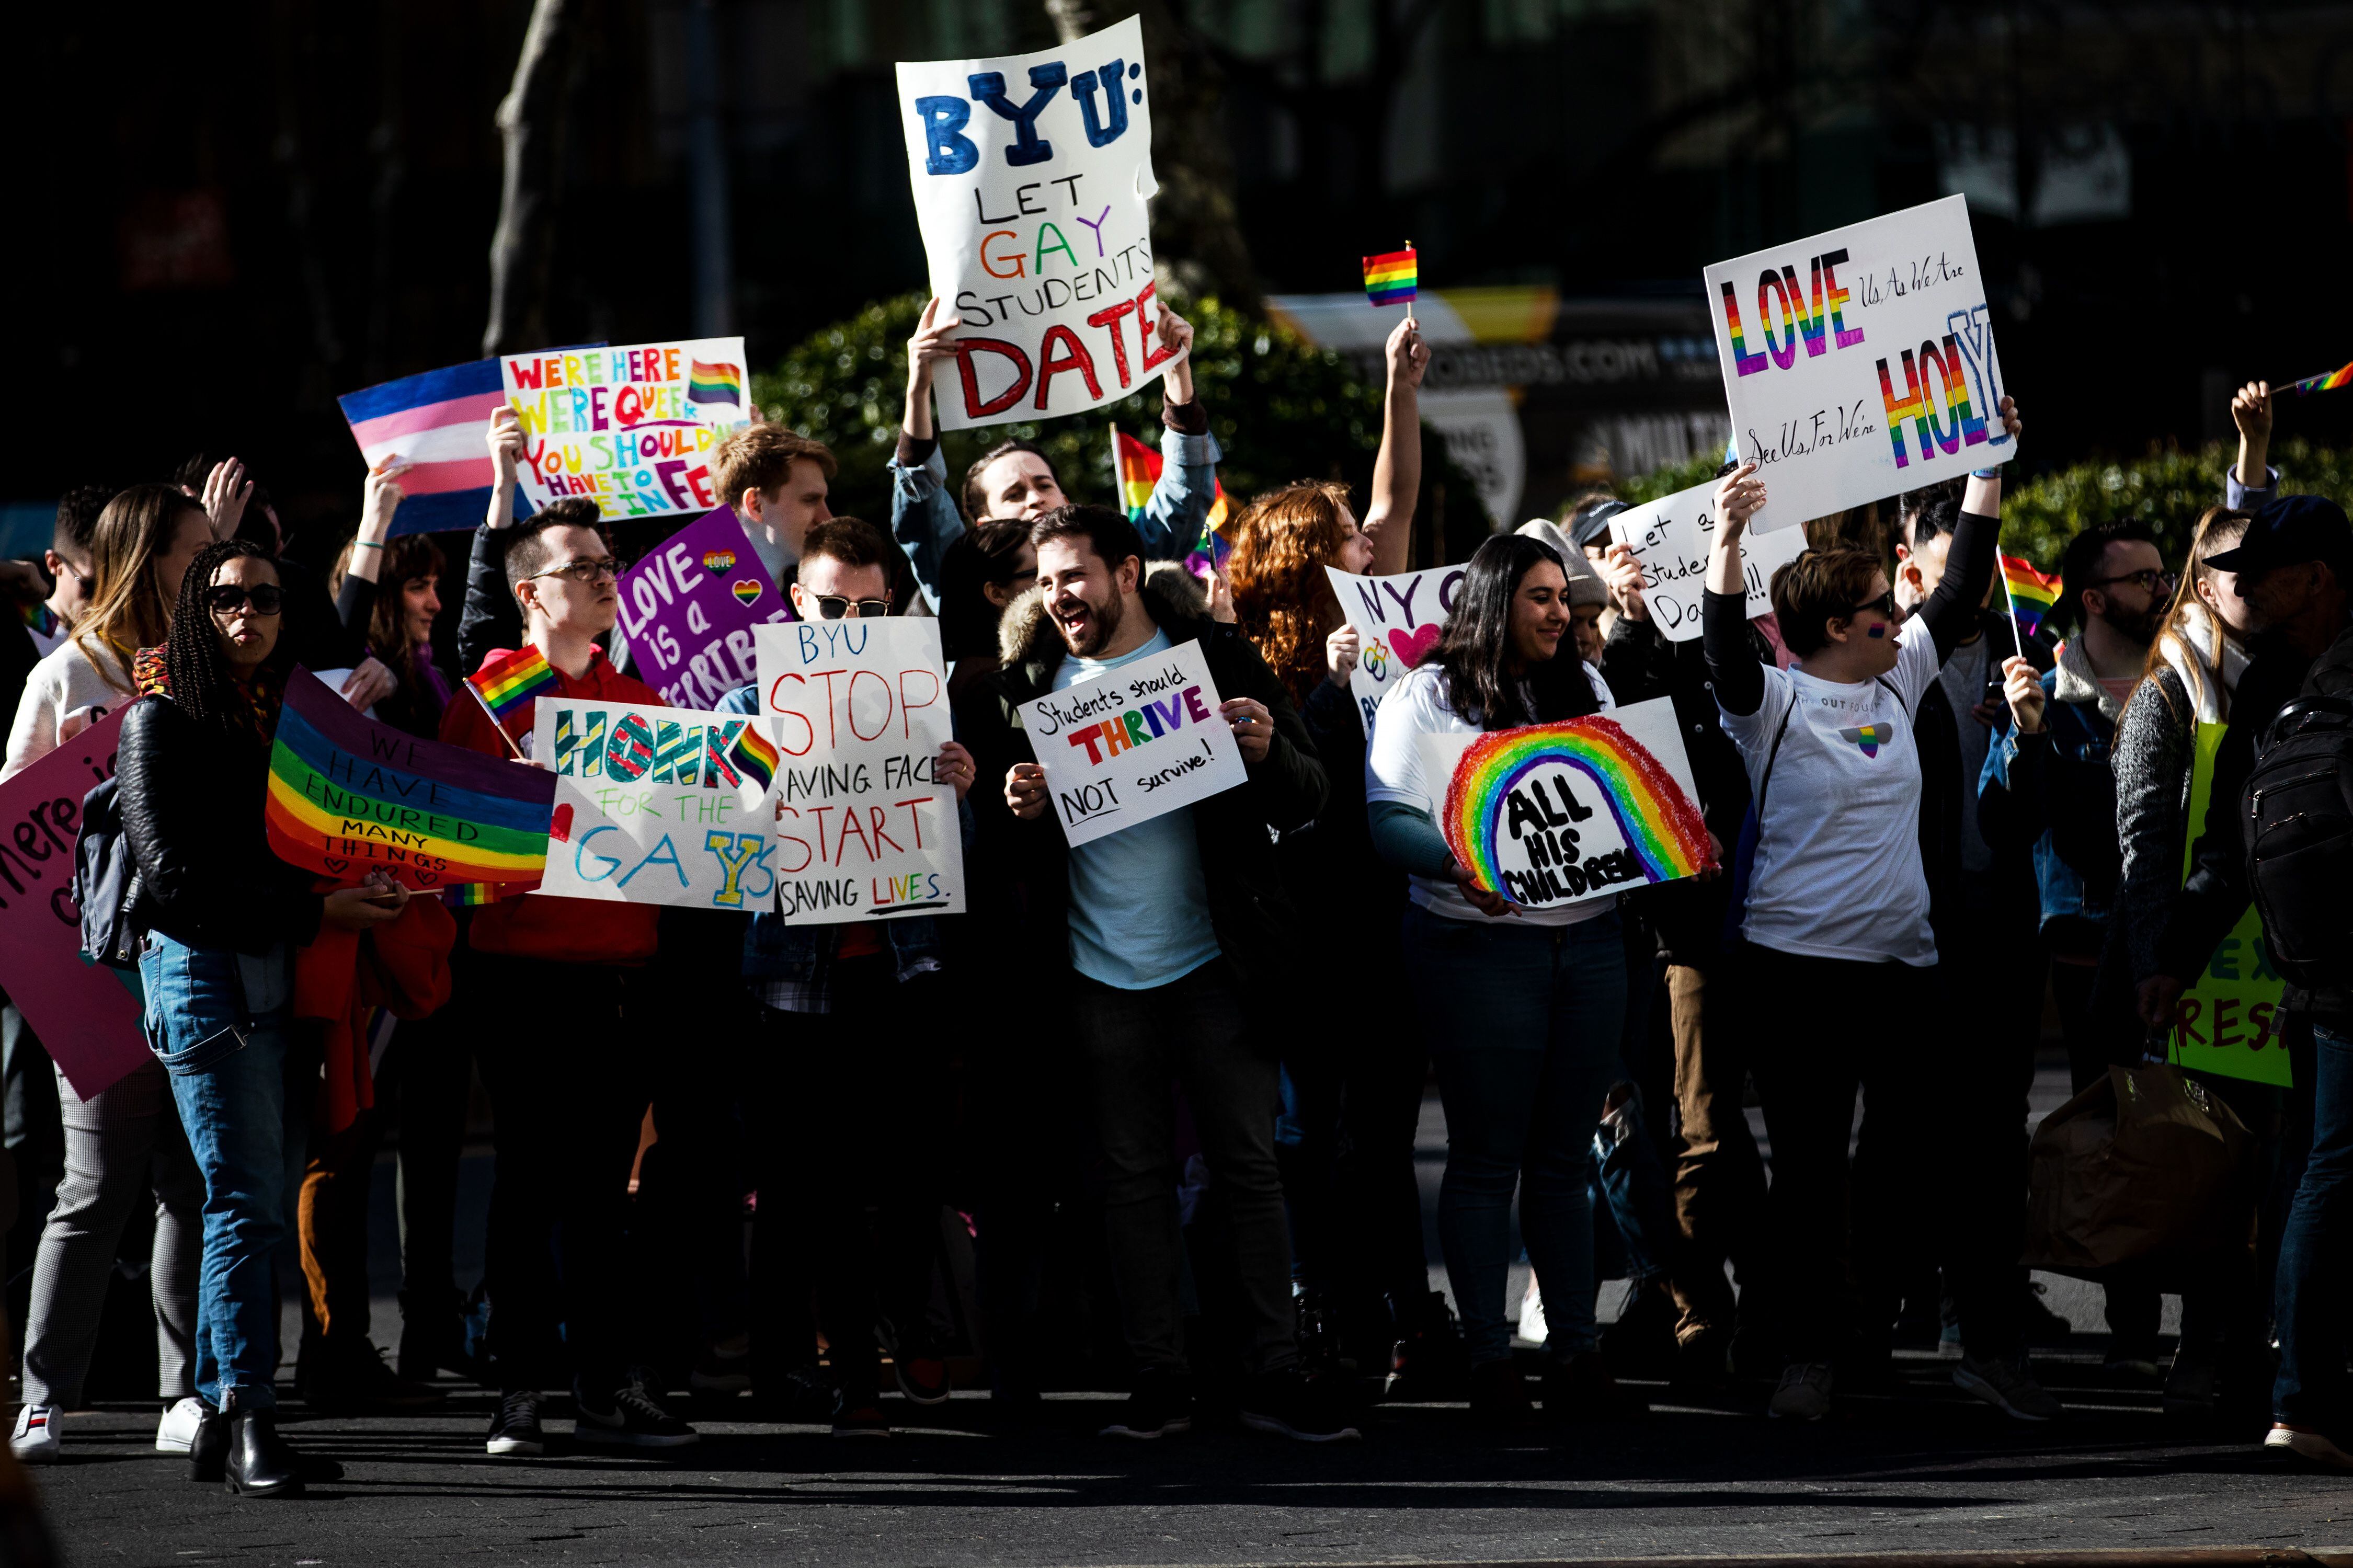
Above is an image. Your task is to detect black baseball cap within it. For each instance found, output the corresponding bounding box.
[1567,498,1629,548]
[2204,494,2353,576]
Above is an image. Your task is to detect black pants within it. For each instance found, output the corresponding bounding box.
[472,956,652,1396]
[378,997,475,1330]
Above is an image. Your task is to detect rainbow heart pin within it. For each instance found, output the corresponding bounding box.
[731,580,762,606]
[702,550,737,577]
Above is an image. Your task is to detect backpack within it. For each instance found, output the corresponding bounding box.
[2242,692,2353,991]
[73,776,149,971]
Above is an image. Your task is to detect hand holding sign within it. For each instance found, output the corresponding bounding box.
[1015,638,1247,847]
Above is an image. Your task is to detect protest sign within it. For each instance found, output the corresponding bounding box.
[0,709,151,1102]
[2168,721,2290,1085]
[1703,194,2013,531]
[757,620,966,924]
[499,339,751,520]
[1015,637,1246,849]
[267,669,555,890]
[534,699,781,911]
[1322,564,1466,731]
[1421,697,1715,913]
[615,507,792,710]
[896,16,1179,431]
[1606,480,1809,642]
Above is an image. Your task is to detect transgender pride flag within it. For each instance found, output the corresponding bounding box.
[337,358,531,536]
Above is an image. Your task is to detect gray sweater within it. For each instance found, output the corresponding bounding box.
[2112,667,2197,982]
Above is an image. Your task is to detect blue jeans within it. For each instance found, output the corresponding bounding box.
[2275,1020,2353,1430]
[139,934,306,1413]
[1404,904,1627,1365]
[1591,1086,1675,1287]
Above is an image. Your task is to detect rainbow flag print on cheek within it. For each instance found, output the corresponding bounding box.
[1440,717,1715,909]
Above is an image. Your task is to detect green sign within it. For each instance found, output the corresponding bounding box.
[2170,720,2291,1085]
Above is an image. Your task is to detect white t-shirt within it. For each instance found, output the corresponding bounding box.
[5,637,134,783]
[1718,620,1942,966]
[1364,660,1617,928]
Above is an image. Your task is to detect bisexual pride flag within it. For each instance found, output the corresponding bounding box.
[1112,429,1229,581]
[338,357,531,536]
[1362,247,1417,308]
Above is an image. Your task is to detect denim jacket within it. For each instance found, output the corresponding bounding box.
[1978,650,2123,956]
[714,684,964,985]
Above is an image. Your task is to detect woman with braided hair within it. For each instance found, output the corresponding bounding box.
[118,538,409,1497]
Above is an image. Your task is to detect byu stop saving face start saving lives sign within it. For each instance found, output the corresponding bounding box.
[1017,638,1248,849]
[1705,194,2013,531]
[896,16,1182,431]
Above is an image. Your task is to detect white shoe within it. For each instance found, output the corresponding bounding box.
[155,1397,209,1453]
[2267,1424,2353,1472]
[10,1404,61,1463]
[1769,1362,1834,1421]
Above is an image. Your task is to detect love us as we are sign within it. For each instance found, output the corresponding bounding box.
[1323,564,1466,731]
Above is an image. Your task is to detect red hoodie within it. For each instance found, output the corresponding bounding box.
[439,645,665,965]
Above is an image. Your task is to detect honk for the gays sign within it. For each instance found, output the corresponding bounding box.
[500,339,752,520]
[1420,697,1714,911]
[757,620,966,925]
[1606,482,1808,642]
[1016,637,1247,849]
[896,16,1179,431]
[1704,194,2014,532]
[534,699,781,912]
[1322,564,1466,733]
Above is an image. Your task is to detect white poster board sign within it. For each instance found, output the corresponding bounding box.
[756,620,965,924]
[1323,564,1468,732]
[500,339,753,521]
[896,16,1180,431]
[535,699,779,911]
[1607,482,1809,642]
[1015,637,1246,848]
[1704,194,2013,531]
[1417,697,1715,912]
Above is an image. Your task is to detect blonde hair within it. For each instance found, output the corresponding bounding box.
[74,485,207,692]
[2135,506,2251,724]
[1227,480,1354,701]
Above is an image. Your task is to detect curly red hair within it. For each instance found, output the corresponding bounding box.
[1227,480,1355,702]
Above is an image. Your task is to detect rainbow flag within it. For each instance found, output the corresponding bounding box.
[1111,428,1229,579]
[729,722,780,790]
[2289,360,2353,396]
[465,645,559,738]
[687,358,744,406]
[267,668,555,890]
[1362,247,1417,307]
[446,882,506,908]
[2000,553,2063,638]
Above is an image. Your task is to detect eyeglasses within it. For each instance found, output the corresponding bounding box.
[812,594,891,620]
[205,583,283,616]
[1847,589,1899,620]
[2092,568,2177,594]
[526,557,619,586]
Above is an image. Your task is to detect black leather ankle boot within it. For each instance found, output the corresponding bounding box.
[224,1411,305,1498]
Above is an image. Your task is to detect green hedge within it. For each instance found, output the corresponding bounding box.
[750,292,1493,567]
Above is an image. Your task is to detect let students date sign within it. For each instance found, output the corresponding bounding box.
[1018,638,1247,849]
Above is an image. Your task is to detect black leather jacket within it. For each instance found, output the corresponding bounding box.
[119,693,322,955]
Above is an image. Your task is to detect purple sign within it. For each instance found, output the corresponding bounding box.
[615,506,792,709]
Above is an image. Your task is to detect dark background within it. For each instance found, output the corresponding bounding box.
[12,0,2353,553]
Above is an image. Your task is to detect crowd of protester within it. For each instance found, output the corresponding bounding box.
[3,310,2349,1496]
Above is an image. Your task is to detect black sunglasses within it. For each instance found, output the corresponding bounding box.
[812,594,890,620]
[1847,589,1898,620]
[205,583,284,616]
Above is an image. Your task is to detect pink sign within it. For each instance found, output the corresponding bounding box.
[0,708,153,1101]
[615,506,792,710]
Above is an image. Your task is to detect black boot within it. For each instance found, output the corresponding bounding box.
[224,1411,305,1498]
[187,1410,228,1483]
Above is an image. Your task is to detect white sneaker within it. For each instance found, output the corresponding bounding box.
[155,1397,209,1453]
[1769,1362,1834,1421]
[10,1404,61,1463]
[2267,1424,2353,1472]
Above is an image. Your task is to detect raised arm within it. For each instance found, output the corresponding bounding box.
[1703,462,1767,716]
[2230,380,2277,509]
[1363,319,1430,576]
[1921,396,2020,660]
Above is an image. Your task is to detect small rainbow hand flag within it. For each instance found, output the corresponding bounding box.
[2289,360,2353,396]
[687,358,744,406]
[728,722,780,791]
[1112,428,1229,579]
[465,645,560,738]
[2000,553,2063,638]
[1362,247,1417,308]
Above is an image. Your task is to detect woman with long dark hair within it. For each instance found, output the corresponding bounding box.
[332,462,451,738]
[120,538,408,1496]
[1365,532,1638,1424]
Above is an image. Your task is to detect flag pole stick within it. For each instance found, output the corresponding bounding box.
[466,680,529,761]
[1999,555,2027,661]
[1405,239,1416,327]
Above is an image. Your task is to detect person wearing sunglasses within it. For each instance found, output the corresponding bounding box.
[437,497,698,1458]
[1703,397,2060,1428]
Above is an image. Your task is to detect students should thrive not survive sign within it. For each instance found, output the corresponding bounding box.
[895,16,1179,431]
[1703,194,2014,532]
[1323,564,1466,733]
[500,339,752,520]
[615,507,790,711]
[1422,698,1715,912]
[534,699,781,911]
[757,620,966,924]
[1017,638,1246,848]
[1606,481,1809,642]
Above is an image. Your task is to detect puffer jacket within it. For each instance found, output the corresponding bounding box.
[958,571,1326,994]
